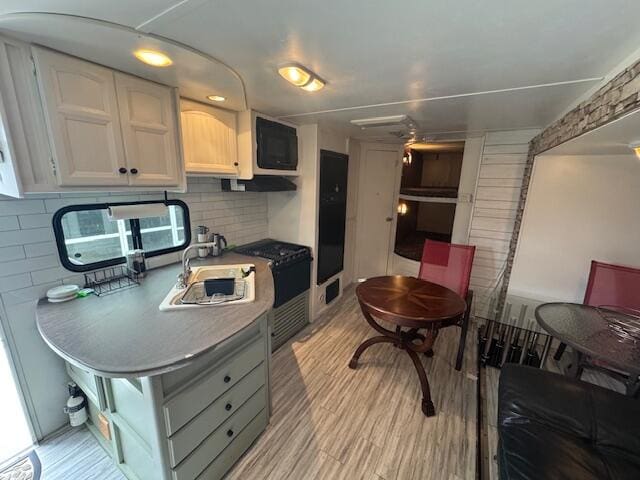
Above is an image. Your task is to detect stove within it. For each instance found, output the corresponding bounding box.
[235,239,312,350]
[235,239,312,269]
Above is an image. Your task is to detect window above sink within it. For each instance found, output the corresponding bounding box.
[52,200,191,272]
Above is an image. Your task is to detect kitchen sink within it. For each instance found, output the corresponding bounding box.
[159,263,256,311]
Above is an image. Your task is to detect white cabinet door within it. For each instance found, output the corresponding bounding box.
[181,99,238,176]
[115,73,181,187]
[32,47,128,186]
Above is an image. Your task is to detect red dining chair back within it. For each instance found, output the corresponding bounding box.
[418,239,476,371]
[583,260,640,310]
[418,239,475,299]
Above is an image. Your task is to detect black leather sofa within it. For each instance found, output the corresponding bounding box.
[498,364,640,480]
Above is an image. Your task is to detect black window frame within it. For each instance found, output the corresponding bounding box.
[52,199,191,272]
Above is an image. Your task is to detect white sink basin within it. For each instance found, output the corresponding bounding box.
[159,264,256,311]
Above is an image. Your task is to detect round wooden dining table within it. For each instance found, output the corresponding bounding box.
[349,275,466,417]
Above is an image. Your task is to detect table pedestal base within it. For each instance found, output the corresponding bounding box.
[348,306,439,417]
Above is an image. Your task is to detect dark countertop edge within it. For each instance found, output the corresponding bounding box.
[36,308,268,379]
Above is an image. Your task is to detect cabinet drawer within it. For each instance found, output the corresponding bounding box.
[196,408,268,480]
[163,338,264,435]
[167,363,265,466]
[171,387,265,480]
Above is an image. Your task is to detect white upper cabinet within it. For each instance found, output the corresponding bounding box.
[115,73,181,186]
[28,46,185,191]
[32,46,128,187]
[180,99,238,176]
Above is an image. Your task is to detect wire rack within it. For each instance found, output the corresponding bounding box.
[84,265,140,296]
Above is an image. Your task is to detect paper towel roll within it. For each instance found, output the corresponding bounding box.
[108,203,168,221]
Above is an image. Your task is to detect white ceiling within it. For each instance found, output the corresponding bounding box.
[2,1,640,140]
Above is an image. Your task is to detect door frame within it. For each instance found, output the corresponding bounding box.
[354,142,403,280]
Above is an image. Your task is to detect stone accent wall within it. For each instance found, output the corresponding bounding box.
[498,57,640,307]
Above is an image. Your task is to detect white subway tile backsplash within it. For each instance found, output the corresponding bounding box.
[24,242,57,258]
[0,199,46,215]
[18,213,53,229]
[0,179,268,306]
[2,281,61,305]
[0,273,32,293]
[44,197,98,213]
[0,228,54,247]
[0,216,19,231]
[0,255,59,278]
[0,245,25,262]
[30,266,72,285]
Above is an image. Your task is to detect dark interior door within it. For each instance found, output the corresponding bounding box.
[317,150,349,285]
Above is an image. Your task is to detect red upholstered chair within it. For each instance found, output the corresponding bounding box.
[418,239,475,371]
[554,260,640,362]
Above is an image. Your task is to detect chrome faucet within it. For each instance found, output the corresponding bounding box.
[177,242,217,288]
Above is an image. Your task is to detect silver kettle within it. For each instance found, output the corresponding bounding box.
[211,233,227,257]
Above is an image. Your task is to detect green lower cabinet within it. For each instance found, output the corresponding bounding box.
[112,421,156,480]
[73,313,270,480]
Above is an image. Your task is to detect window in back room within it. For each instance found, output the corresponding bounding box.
[394,142,464,261]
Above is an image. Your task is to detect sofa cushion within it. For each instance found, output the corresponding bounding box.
[498,365,640,480]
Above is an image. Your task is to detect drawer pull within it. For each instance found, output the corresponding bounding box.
[130,168,139,174]
[226,429,234,438]
[225,403,232,411]
[223,375,231,383]
[118,167,127,174]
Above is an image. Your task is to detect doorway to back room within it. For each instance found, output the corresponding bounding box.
[0,336,33,465]
[395,142,465,261]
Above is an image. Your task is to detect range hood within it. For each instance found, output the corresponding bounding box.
[221,175,297,192]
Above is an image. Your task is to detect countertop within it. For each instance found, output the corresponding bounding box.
[36,253,274,378]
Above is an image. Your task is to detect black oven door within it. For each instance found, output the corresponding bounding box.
[271,258,311,308]
[256,117,298,170]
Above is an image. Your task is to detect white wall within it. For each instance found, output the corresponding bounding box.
[0,178,268,439]
[467,129,539,316]
[509,153,640,302]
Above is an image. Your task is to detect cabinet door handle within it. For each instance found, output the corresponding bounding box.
[130,168,138,174]
[225,403,232,411]
[385,217,393,222]
[223,375,231,383]
[226,429,234,438]
[233,162,239,167]
[118,167,127,174]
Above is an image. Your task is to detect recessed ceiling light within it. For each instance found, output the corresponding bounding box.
[301,77,325,92]
[278,64,312,86]
[133,49,173,67]
[206,95,226,102]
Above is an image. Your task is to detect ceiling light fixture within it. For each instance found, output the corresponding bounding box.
[206,95,226,102]
[278,63,325,92]
[397,202,408,215]
[629,141,640,159]
[301,77,325,92]
[133,49,173,67]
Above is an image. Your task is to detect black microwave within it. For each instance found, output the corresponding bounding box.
[256,117,298,171]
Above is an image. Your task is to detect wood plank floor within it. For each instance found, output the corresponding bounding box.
[228,286,478,480]
[36,427,124,480]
